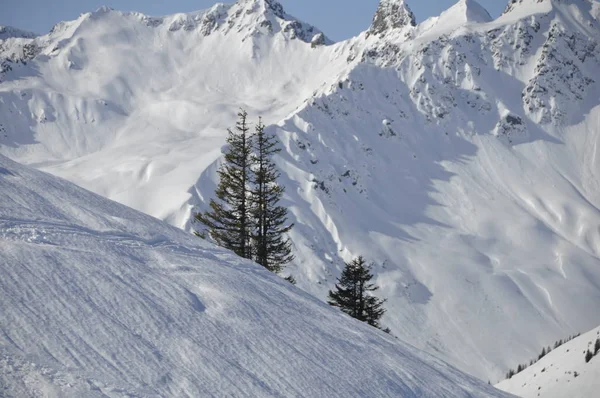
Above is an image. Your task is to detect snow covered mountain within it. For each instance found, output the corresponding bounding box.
[1,0,600,382]
[0,154,512,397]
[0,26,37,41]
[496,325,600,397]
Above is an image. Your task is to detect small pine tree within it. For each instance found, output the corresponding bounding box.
[539,347,546,360]
[595,338,600,356]
[585,350,593,363]
[195,110,253,259]
[327,256,387,329]
[250,118,294,273]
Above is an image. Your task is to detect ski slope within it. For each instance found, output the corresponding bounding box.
[1,0,600,382]
[0,154,512,397]
[497,326,600,398]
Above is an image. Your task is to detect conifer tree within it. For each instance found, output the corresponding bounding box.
[250,118,294,273]
[327,256,387,329]
[538,347,546,360]
[195,109,253,259]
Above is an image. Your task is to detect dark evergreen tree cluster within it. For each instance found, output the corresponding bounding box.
[196,110,253,259]
[327,256,387,330]
[584,337,600,363]
[504,333,581,379]
[251,118,293,273]
[196,110,294,275]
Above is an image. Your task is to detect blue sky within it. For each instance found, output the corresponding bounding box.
[3,0,506,40]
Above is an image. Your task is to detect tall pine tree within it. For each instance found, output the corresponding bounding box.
[195,109,253,259]
[250,118,294,273]
[328,256,386,329]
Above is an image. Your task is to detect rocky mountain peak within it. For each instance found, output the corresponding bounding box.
[224,0,328,43]
[236,0,285,18]
[367,0,417,37]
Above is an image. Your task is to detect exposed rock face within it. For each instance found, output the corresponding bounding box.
[522,21,599,124]
[311,32,326,48]
[494,114,528,144]
[367,0,417,37]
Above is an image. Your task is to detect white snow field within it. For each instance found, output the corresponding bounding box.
[1,0,600,383]
[0,154,513,397]
[497,326,600,398]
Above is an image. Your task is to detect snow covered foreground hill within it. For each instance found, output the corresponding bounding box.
[497,326,600,398]
[0,155,511,397]
[2,0,600,382]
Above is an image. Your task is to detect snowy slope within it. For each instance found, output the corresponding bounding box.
[0,0,343,226]
[1,0,600,382]
[0,154,512,397]
[497,326,600,397]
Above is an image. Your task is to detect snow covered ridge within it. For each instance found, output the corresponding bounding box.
[1,0,600,385]
[496,326,600,397]
[0,26,37,40]
[0,0,328,57]
[0,154,512,397]
[0,1,330,83]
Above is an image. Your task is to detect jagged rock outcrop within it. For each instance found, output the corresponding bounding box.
[311,32,326,48]
[367,0,416,38]
[523,22,598,123]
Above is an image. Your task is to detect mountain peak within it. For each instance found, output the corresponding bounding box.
[95,5,114,13]
[500,0,600,33]
[367,0,417,37]
[236,0,285,18]
[224,0,329,43]
[442,0,493,24]
[414,0,492,38]
[503,0,597,15]
[0,25,38,40]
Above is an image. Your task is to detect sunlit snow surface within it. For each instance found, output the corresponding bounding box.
[0,155,512,397]
[497,325,600,398]
[1,0,600,382]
